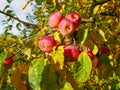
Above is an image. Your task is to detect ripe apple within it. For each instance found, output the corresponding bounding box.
[38,36,56,52]
[64,45,79,62]
[98,45,110,56]
[48,12,63,28]
[87,51,94,60]
[4,58,13,69]
[65,12,81,27]
[58,19,75,35]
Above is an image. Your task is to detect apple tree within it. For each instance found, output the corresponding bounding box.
[0,0,120,90]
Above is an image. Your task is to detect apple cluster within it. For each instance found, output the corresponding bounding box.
[38,12,96,62]
[48,12,81,35]
[3,12,111,69]
[38,35,95,62]
[38,12,111,63]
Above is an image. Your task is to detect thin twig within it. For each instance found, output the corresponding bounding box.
[0,10,39,27]
[22,0,34,10]
[10,47,23,58]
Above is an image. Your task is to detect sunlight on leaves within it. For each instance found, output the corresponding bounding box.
[54,31,61,44]
[23,47,31,60]
[74,52,92,82]
[92,44,98,55]
[28,57,46,90]
[80,28,88,45]
[60,82,74,90]
[50,46,64,70]
[93,5,100,15]
[98,29,107,42]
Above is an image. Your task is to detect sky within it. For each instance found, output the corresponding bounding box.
[0,0,36,35]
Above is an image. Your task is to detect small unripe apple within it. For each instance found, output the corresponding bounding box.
[38,36,56,52]
[58,19,75,35]
[98,45,110,56]
[87,51,94,60]
[4,58,13,69]
[48,12,63,28]
[64,45,79,62]
[65,12,81,27]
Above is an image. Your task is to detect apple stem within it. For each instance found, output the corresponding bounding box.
[81,18,94,23]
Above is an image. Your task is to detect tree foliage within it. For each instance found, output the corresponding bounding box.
[0,0,120,90]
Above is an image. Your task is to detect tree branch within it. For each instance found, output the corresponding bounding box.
[0,10,39,27]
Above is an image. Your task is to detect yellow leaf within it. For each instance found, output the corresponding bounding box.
[23,47,31,60]
[21,1,30,10]
[92,44,98,55]
[54,31,61,44]
[93,5,100,15]
[98,29,107,42]
[50,46,64,70]
[53,0,57,7]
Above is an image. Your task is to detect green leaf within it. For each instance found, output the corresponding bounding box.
[6,0,13,3]
[3,5,10,12]
[6,10,13,14]
[107,19,113,24]
[80,28,88,45]
[28,57,46,90]
[74,52,92,82]
[0,49,7,77]
[60,82,74,90]
[35,0,45,5]
[16,23,21,31]
[40,64,59,90]
[2,84,17,90]
[99,54,110,64]
[116,66,120,76]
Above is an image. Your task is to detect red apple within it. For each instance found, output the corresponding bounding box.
[38,36,56,52]
[48,12,63,28]
[64,45,79,62]
[4,58,13,69]
[98,45,110,56]
[58,19,75,35]
[87,51,94,60]
[65,12,81,27]
[22,81,30,90]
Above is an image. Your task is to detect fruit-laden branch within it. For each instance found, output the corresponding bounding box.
[0,10,94,27]
[0,10,39,27]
